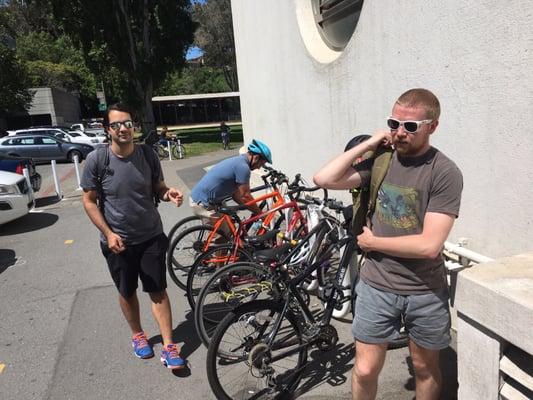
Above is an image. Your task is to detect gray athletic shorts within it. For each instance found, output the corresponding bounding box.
[352,279,451,350]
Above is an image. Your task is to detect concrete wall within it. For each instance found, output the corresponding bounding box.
[28,87,81,125]
[455,253,533,399]
[231,0,533,258]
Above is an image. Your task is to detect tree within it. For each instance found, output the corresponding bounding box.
[0,10,33,117]
[156,65,230,96]
[193,0,238,91]
[0,44,34,117]
[50,0,196,133]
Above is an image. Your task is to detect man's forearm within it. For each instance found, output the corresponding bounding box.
[83,201,113,238]
[366,234,442,260]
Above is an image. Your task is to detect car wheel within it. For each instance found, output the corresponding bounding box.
[68,150,82,163]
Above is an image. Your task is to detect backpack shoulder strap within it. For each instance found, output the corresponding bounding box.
[139,144,161,207]
[366,147,394,226]
[94,145,110,209]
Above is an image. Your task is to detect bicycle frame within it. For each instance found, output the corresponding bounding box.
[258,229,356,361]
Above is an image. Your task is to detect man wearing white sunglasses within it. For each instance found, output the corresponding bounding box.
[314,88,463,400]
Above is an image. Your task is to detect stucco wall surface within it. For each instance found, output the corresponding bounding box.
[231,0,533,258]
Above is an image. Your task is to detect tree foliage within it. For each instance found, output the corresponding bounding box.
[0,8,33,117]
[157,66,230,96]
[50,0,196,132]
[0,44,34,117]
[193,0,238,91]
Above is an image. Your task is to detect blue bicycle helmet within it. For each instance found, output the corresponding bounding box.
[247,139,272,164]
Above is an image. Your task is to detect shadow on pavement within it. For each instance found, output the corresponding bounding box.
[0,212,58,236]
[294,342,355,398]
[0,249,17,274]
[35,195,62,207]
[148,309,198,378]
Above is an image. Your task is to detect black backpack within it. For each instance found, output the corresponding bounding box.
[94,144,161,209]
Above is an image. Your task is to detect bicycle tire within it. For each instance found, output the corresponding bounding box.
[186,245,253,310]
[351,277,409,350]
[166,224,230,290]
[194,261,278,349]
[167,215,203,256]
[154,144,167,160]
[206,300,308,399]
[171,144,186,159]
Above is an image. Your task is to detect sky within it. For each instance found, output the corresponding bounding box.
[186,46,203,60]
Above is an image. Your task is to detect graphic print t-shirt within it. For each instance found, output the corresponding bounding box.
[358,147,463,294]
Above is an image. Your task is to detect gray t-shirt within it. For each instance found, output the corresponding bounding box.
[81,145,164,245]
[357,147,463,294]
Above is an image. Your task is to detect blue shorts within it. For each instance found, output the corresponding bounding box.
[352,279,451,350]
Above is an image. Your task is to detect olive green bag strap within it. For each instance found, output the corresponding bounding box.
[366,148,394,228]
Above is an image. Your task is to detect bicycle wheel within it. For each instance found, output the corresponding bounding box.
[206,300,308,400]
[171,144,186,159]
[195,261,278,349]
[186,245,253,310]
[166,224,230,290]
[154,144,167,160]
[167,215,203,252]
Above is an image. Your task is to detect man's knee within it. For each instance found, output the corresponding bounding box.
[353,357,381,382]
[148,290,167,304]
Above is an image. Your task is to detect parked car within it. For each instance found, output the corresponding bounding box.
[10,127,103,146]
[0,134,94,162]
[0,170,35,225]
[70,122,106,137]
[0,155,42,192]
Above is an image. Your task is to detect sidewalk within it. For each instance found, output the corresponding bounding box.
[0,149,458,400]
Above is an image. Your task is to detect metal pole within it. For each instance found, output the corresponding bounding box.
[167,141,172,161]
[22,168,34,195]
[51,160,63,199]
[177,139,183,159]
[444,241,494,264]
[73,154,82,189]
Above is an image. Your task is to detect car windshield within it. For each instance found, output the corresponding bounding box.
[84,132,96,137]
[69,132,81,137]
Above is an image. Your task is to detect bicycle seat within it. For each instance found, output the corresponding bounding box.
[244,229,279,246]
[253,243,292,263]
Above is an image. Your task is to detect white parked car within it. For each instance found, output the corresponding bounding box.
[9,127,104,146]
[0,170,35,225]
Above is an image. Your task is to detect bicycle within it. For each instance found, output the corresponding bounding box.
[184,185,318,310]
[166,168,301,290]
[205,197,408,399]
[194,195,342,350]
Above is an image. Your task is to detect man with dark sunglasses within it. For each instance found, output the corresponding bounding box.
[314,88,463,400]
[81,103,187,370]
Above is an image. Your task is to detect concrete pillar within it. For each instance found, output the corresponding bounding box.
[455,252,533,399]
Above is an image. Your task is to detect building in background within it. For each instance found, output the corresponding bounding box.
[152,92,240,127]
[230,0,533,259]
[5,87,81,130]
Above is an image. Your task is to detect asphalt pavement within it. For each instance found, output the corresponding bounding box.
[0,148,458,399]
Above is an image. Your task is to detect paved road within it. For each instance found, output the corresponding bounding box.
[0,149,458,399]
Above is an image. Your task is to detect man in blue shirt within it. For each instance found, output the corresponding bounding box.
[190,139,272,224]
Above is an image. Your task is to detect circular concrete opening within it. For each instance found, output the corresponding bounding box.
[296,0,364,63]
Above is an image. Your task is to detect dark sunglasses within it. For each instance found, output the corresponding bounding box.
[387,117,432,134]
[108,120,133,130]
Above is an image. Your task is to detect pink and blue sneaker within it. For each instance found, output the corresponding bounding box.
[132,332,154,359]
[161,343,186,369]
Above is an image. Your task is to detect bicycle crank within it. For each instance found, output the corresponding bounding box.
[316,324,338,352]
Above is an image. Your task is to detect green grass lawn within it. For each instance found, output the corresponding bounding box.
[171,124,243,157]
[184,141,243,157]
[136,123,244,158]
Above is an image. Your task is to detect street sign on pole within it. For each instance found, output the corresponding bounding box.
[98,103,107,111]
